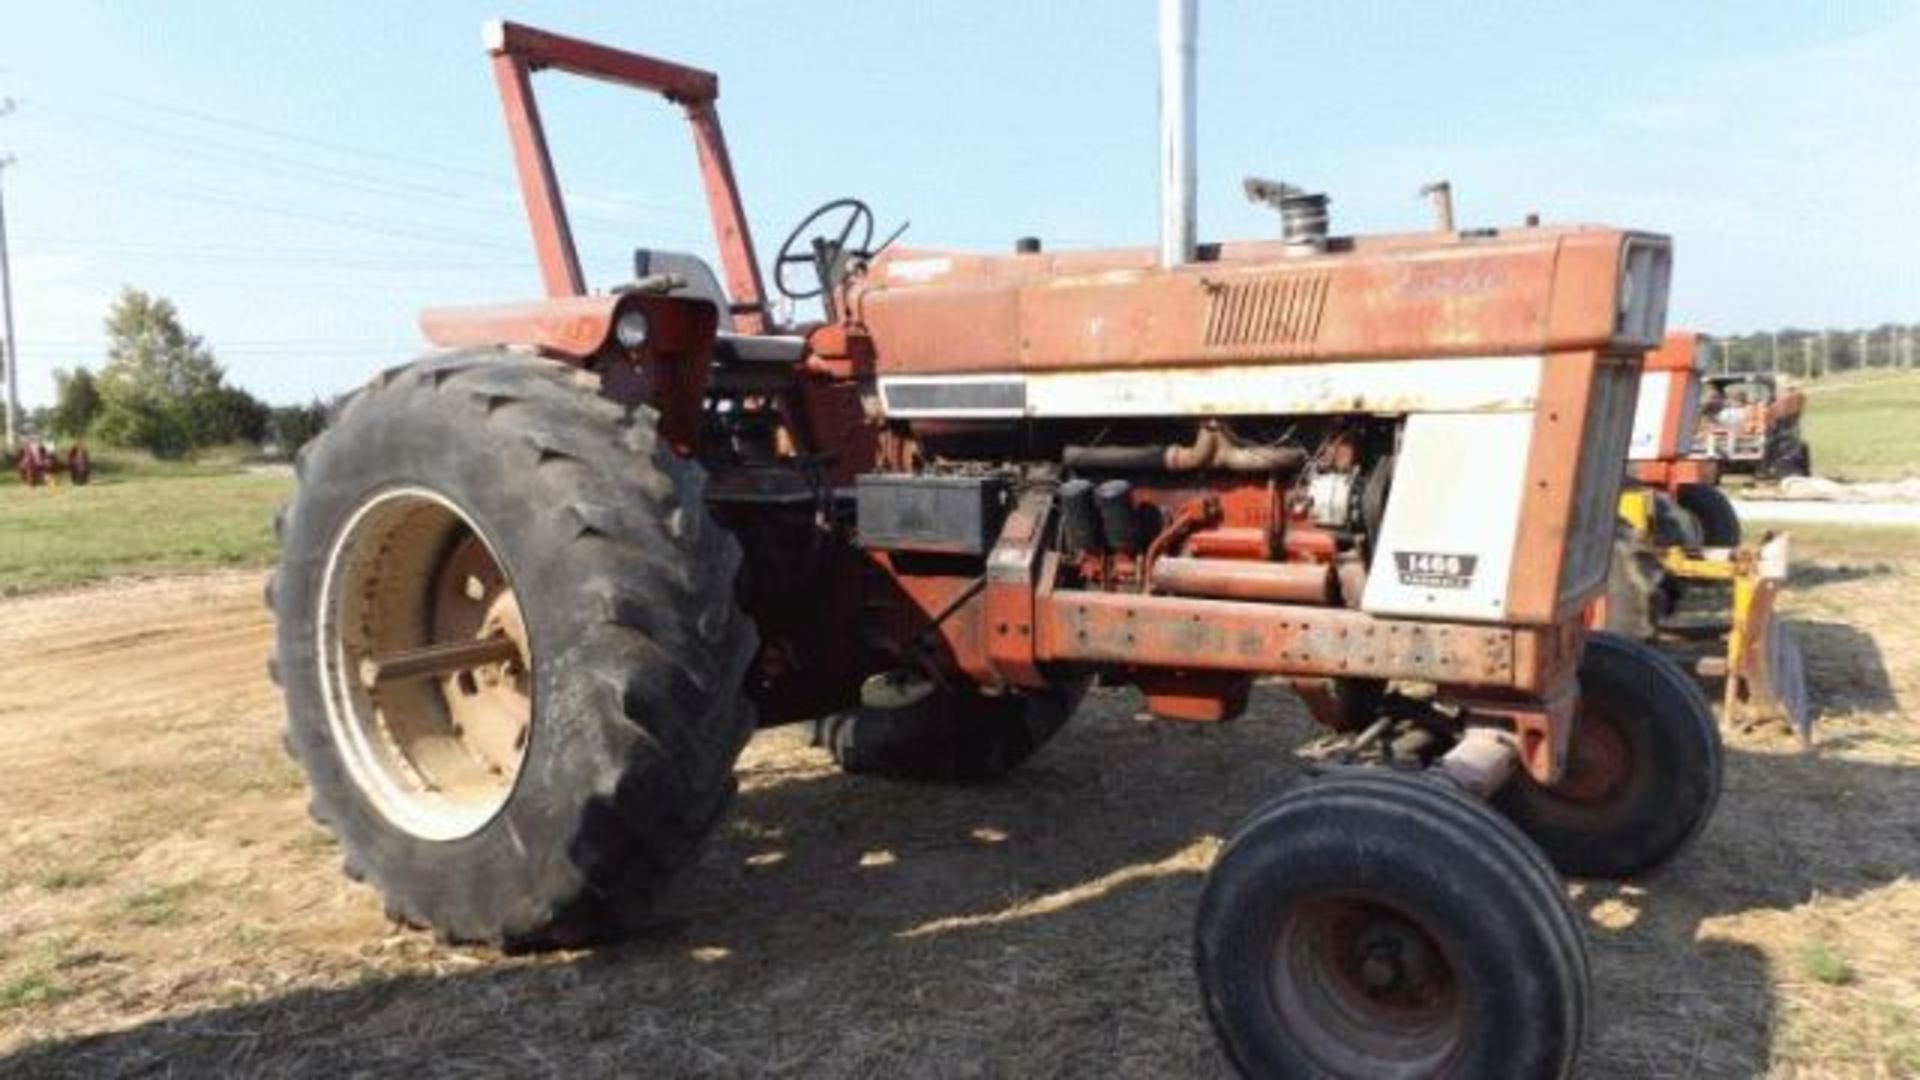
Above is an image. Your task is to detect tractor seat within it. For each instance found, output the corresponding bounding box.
[634,247,809,365]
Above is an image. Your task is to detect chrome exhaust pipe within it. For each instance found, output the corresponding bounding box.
[1158,0,1197,268]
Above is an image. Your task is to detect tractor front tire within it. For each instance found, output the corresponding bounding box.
[1676,483,1742,548]
[1783,439,1813,478]
[812,675,1077,783]
[1197,771,1589,1079]
[270,351,758,948]
[1496,631,1723,880]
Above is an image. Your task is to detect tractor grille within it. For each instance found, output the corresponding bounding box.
[1560,358,1641,608]
[1203,272,1330,347]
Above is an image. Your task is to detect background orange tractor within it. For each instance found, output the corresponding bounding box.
[1696,370,1811,480]
[11,439,90,487]
[1609,331,1810,743]
[268,12,1715,1076]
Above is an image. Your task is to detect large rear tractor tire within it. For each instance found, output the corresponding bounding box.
[1196,771,1589,1079]
[269,351,758,948]
[812,672,1078,783]
[1676,483,1742,548]
[1496,631,1723,880]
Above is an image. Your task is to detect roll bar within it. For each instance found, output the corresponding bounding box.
[483,20,770,334]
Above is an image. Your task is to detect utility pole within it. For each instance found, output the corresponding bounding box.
[1857,330,1870,372]
[1770,330,1779,375]
[1821,329,1830,378]
[1801,337,1814,378]
[0,98,17,449]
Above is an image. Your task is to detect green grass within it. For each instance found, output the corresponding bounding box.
[1799,368,1920,481]
[119,882,201,928]
[1796,939,1856,986]
[0,467,289,595]
[0,972,73,1011]
[34,865,107,893]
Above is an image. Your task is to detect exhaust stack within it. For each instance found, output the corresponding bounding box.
[1159,0,1197,268]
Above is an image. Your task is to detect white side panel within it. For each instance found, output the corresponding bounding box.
[1626,372,1670,461]
[878,356,1543,420]
[1361,412,1533,621]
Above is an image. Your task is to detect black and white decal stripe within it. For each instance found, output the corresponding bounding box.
[877,357,1544,419]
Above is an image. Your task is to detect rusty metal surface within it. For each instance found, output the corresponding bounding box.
[420,295,625,358]
[419,293,715,362]
[1460,681,1576,786]
[487,20,717,99]
[358,636,522,688]
[491,53,584,299]
[1628,456,1719,493]
[1505,352,1638,624]
[686,102,770,334]
[1639,331,1705,462]
[1135,671,1252,723]
[476,21,768,331]
[982,492,1052,688]
[1200,271,1329,347]
[856,229,1658,377]
[1148,556,1333,604]
[1035,591,1520,688]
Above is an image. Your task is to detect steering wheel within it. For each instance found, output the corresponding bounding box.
[774,197,875,300]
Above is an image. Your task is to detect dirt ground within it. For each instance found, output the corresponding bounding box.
[1,537,1917,1078]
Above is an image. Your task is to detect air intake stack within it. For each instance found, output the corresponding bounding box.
[1159,0,1198,268]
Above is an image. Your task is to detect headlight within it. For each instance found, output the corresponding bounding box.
[614,310,650,350]
[1614,236,1672,347]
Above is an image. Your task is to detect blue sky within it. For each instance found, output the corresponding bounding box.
[1,1,1915,407]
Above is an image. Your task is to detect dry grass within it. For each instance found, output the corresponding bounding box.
[0,528,1914,1077]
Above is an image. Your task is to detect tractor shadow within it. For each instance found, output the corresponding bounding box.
[5,666,1917,1077]
[1789,560,1896,591]
[1791,618,1899,716]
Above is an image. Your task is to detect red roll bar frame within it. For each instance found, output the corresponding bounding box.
[484,20,770,334]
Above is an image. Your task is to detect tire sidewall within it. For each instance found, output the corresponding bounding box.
[1198,778,1582,1078]
[1495,632,1722,879]
[1676,483,1741,548]
[277,357,722,939]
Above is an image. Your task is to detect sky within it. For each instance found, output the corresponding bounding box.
[0,1,1915,408]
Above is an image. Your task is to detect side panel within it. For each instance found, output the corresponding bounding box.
[1361,412,1535,620]
[1626,370,1672,461]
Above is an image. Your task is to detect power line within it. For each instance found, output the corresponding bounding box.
[27,162,532,253]
[21,100,723,237]
[21,92,773,238]
[100,88,511,185]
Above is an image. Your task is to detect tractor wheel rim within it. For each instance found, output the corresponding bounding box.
[316,488,533,841]
[1268,893,1467,1073]
[1555,699,1635,806]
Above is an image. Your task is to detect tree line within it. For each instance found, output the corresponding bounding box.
[39,287,328,459]
[1708,323,1919,379]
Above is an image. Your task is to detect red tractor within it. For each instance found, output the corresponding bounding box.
[12,439,92,487]
[1628,332,1742,544]
[1695,370,1811,480]
[1609,332,1809,741]
[269,16,1716,1077]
